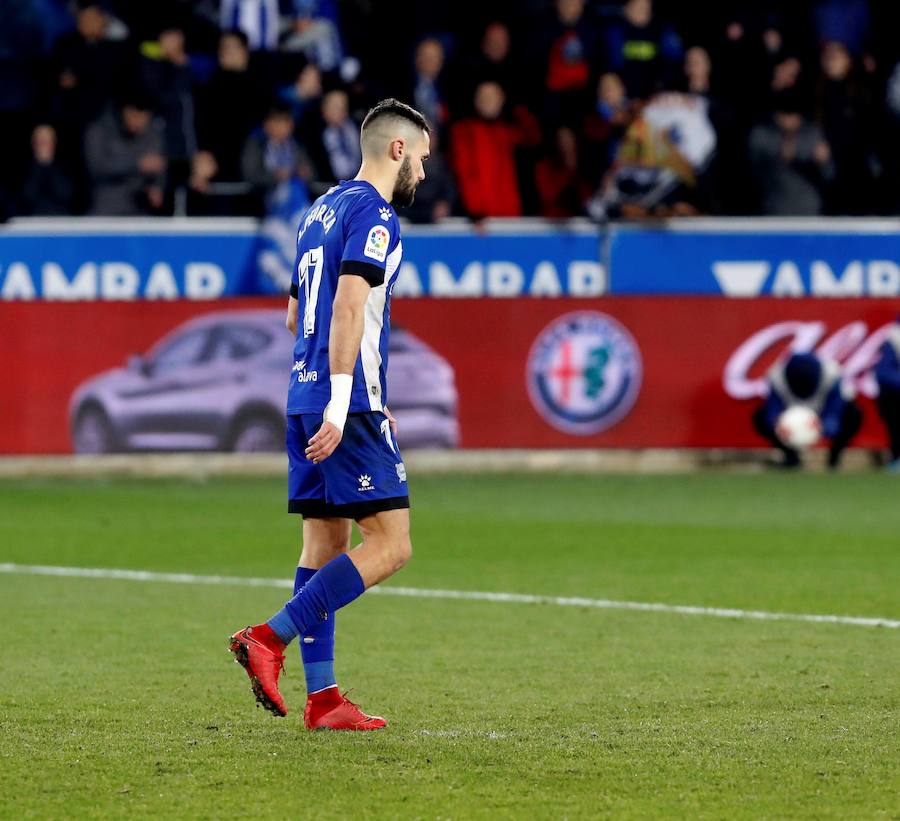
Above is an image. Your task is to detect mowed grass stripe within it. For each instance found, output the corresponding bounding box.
[3,562,898,630]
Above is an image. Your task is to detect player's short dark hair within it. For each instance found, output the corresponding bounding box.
[361,98,430,137]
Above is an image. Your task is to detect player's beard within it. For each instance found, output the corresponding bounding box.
[391,155,418,207]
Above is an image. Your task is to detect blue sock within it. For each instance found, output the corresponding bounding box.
[267,554,365,645]
[293,566,336,693]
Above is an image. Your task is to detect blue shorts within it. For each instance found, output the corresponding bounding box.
[287,412,410,519]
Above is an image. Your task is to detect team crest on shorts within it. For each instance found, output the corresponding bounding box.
[526,311,642,435]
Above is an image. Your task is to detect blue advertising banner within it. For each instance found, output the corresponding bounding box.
[0,218,606,301]
[0,222,260,300]
[609,221,900,297]
[4,217,900,300]
[396,229,604,298]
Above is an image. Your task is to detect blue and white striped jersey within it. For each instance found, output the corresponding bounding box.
[287,179,403,416]
[220,0,280,51]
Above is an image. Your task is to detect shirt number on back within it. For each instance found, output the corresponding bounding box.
[298,245,324,338]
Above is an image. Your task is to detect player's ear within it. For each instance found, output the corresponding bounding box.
[390,138,404,162]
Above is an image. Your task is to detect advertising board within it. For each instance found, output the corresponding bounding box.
[4,218,900,300]
[1,297,896,454]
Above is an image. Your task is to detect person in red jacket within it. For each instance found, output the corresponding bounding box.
[449,81,540,219]
[535,126,592,217]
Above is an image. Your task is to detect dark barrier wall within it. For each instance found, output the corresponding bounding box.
[1,297,896,454]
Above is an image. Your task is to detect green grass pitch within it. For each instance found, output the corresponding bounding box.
[1,473,898,819]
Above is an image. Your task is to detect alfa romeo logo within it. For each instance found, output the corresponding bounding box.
[527,311,642,435]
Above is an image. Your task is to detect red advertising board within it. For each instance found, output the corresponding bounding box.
[392,298,898,448]
[0,297,897,454]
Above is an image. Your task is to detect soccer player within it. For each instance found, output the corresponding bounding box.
[752,352,862,469]
[874,314,900,471]
[229,99,430,730]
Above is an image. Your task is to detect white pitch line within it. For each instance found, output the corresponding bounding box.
[0,562,898,630]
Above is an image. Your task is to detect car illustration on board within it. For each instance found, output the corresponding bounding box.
[68,310,459,453]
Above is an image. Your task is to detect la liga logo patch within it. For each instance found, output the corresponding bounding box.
[364,225,390,262]
[527,311,642,435]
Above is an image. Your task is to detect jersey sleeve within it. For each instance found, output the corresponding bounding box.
[290,249,300,298]
[289,218,305,299]
[339,197,398,287]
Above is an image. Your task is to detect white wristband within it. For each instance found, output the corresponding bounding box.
[324,373,353,432]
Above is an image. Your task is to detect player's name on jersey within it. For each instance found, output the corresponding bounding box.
[299,202,337,239]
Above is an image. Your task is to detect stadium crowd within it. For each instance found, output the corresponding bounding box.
[3,0,900,222]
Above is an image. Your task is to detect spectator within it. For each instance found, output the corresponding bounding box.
[450,81,540,219]
[185,149,223,215]
[683,45,731,141]
[770,53,804,97]
[219,0,281,51]
[815,40,875,215]
[757,12,812,77]
[4,0,900,221]
[196,30,267,183]
[881,61,900,212]
[713,12,770,129]
[48,0,133,206]
[535,126,591,217]
[885,59,900,120]
[581,72,631,186]
[752,352,862,469]
[281,0,343,72]
[51,1,133,130]
[458,22,520,107]
[748,93,834,215]
[279,63,323,125]
[404,128,456,224]
[602,0,682,100]
[536,0,599,126]
[682,45,743,214]
[875,316,900,471]
[20,125,75,216]
[139,25,197,196]
[84,96,166,215]
[314,89,361,182]
[590,93,713,220]
[111,1,222,55]
[31,0,76,52]
[410,38,448,134]
[812,0,871,57]
[0,0,45,218]
[241,102,312,214]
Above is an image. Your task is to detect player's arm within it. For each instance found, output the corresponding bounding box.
[286,295,299,335]
[287,257,302,334]
[383,405,398,435]
[305,275,371,463]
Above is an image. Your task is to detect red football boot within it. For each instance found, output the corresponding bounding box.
[304,686,387,731]
[228,624,288,717]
